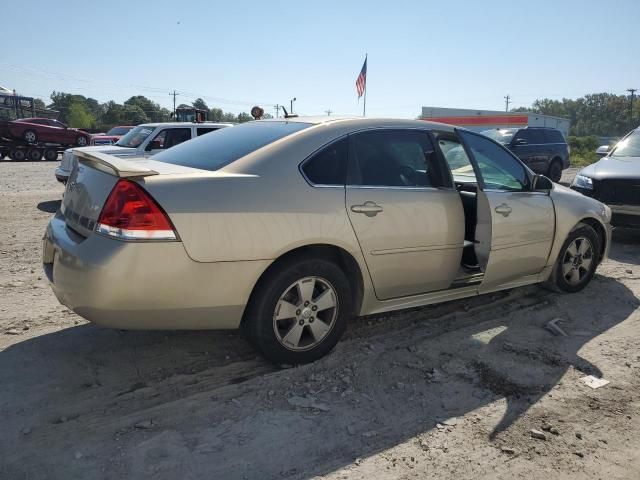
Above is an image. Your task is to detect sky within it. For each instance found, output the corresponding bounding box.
[3,0,639,118]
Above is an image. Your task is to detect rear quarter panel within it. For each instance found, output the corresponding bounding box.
[142,125,363,263]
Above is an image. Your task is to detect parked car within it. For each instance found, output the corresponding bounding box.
[43,117,611,364]
[54,122,233,183]
[4,117,91,147]
[480,127,570,182]
[90,125,135,146]
[571,126,640,228]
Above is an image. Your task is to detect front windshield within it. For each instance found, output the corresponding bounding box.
[107,126,132,136]
[115,125,155,148]
[611,129,640,157]
[480,128,516,144]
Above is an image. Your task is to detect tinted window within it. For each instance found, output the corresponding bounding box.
[302,138,348,185]
[513,129,530,143]
[148,128,191,150]
[154,121,311,171]
[107,126,132,136]
[528,129,546,144]
[197,127,219,136]
[458,130,529,191]
[543,129,565,143]
[351,130,447,187]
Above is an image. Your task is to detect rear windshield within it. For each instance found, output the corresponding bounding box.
[153,121,311,170]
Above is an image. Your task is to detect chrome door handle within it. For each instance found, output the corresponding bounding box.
[494,203,512,217]
[351,201,383,217]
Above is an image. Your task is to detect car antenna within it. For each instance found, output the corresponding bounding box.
[281,106,298,119]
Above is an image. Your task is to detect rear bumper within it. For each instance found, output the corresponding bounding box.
[43,214,270,330]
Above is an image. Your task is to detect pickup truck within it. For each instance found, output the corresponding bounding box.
[55,122,233,183]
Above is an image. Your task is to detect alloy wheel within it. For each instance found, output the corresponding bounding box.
[562,236,594,286]
[272,276,338,351]
[24,131,37,143]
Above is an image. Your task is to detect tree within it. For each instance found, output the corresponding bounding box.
[122,105,149,125]
[124,96,168,123]
[192,98,209,111]
[66,102,95,128]
[237,112,253,123]
[209,107,224,122]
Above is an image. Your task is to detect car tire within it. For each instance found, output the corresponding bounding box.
[76,136,88,147]
[27,148,43,161]
[23,130,38,144]
[243,257,353,365]
[44,149,58,161]
[9,149,26,161]
[544,222,600,293]
[547,159,563,183]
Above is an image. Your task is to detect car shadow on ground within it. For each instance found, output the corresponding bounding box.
[36,199,61,213]
[609,228,640,265]
[1,270,638,479]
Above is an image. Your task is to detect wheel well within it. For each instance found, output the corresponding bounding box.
[243,244,365,322]
[580,218,607,261]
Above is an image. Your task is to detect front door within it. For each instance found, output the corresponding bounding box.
[346,129,465,300]
[457,129,555,290]
[144,127,193,156]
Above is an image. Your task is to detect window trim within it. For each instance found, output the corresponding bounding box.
[455,128,534,192]
[298,135,349,188]
[346,127,455,190]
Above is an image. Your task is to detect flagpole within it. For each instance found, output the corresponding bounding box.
[363,53,367,117]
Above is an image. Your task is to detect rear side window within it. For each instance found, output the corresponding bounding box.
[350,129,448,188]
[153,121,311,171]
[302,137,348,185]
[544,129,565,143]
[197,127,218,136]
[527,129,546,144]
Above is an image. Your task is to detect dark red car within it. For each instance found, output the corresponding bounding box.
[90,125,135,146]
[6,118,91,146]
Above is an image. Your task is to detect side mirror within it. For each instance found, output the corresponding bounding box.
[533,174,554,191]
[514,138,527,146]
[595,145,610,157]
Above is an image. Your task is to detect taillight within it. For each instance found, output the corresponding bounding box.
[96,179,177,241]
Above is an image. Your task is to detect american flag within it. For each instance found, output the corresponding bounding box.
[356,56,367,98]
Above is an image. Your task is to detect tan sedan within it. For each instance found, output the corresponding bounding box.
[43,117,612,364]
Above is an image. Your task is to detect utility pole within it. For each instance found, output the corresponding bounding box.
[170,90,179,117]
[627,88,637,129]
[274,104,280,118]
[504,94,510,112]
[325,109,332,116]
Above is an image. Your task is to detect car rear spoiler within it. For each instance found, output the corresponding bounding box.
[73,149,159,178]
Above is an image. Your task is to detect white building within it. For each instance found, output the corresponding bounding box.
[421,106,570,138]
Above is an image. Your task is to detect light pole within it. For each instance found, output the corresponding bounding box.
[628,88,637,129]
[290,97,296,114]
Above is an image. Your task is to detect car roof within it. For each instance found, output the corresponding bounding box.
[137,122,235,128]
[261,116,457,132]
[14,117,60,123]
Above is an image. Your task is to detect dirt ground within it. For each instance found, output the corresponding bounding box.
[1,161,639,480]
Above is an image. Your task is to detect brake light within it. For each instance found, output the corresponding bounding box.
[96,179,177,241]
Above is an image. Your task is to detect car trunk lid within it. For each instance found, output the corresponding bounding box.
[61,151,164,237]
